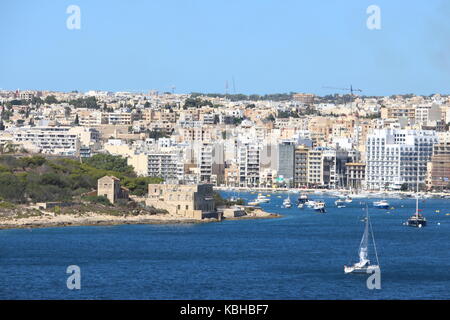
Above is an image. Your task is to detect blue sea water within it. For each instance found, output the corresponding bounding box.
[1,192,450,300]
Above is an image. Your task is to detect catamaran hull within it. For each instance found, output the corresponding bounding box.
[344,265,380,274]
[406,220,427,228]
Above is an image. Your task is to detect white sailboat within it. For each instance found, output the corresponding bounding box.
[344,205,380,274]
[405,149,427,228]
[283,196,292,208]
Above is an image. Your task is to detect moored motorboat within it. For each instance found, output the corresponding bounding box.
[313,200,326,213]
[373,200,389,209]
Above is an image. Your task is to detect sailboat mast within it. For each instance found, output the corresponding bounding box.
[368,206,380,267]
[416,145,420,216]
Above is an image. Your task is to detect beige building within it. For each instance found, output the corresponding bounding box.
[145,184,216,220]
[293,93,315,105]
[294,145,309,188]
[307,148,323,186]
[426,137,450,190]
[345,162,366,191]
[97,176,129,204]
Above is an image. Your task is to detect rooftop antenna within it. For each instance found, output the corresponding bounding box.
[232,76,236,94]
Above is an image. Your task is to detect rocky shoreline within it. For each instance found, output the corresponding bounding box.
[0,209,281,230]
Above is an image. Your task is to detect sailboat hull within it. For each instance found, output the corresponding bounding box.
[344,265,380,274]
[406,219,427,228]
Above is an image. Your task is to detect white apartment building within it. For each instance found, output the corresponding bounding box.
[13,127,76,155]
[307,148,323,186]
[12,126,99,156]
[128,152,183,182]
[238,142,261,187]
[365,129,438,190]
[107,111,137,125]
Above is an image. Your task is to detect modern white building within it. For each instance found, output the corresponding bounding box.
[128,152,184,182]
[365,129,438,190]
[12,126,99,156]
[238,142,261,187]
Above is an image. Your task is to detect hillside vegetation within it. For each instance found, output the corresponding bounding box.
[0,154,163,204]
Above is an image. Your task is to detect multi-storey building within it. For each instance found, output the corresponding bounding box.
[238,142,260,187]
[77,110,106,126]
[276,141,295,187]
[365,129,438,190]
[294,145,309,188]
[224,162,239,187]
[107,111,139,125]
[128,152,183,182]
[307,148,323,187]
[426,136,450,190]
[345,163,366,191]
[12,126,99,156]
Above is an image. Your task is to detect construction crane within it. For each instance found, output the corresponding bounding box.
[322,85,363,115]
[323,85,362,96]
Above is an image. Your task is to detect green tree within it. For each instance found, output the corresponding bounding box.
[44,95,58,104]
[0,173,25,203]
[84,154,134,174]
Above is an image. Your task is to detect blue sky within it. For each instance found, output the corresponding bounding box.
[0,0,449,96]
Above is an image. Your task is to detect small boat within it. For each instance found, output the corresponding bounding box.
[256,193,270,203]
[298,203,304,209]
[335,199,345,206]
[313,201,326,213]
[247,201,260,206]
[345,205,380,274]
[305,200,316,208]
[405,196,427,228]
[405,158,427,228]
[373,200,389,209]
[337,205,346,209]
[344,196,353,203]
[297,193,308,204]
[283,196,292,208]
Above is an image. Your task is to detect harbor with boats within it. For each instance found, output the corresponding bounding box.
[1,188,450,299]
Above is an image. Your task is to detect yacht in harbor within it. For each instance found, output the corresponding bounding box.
[345,205,380,274]
[335,198,345,207]
[283,196,292,208]
[305,200,316,208]
[373,199,390,209]
[247,193,270,206]
[297,193,308,204]
[405,154,427,228]
[256,193,270,203]
[313,200,326,213]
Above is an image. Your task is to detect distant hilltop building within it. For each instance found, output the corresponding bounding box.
[97,176,129,204]
[293,93,315,105]
[145,184,217,220]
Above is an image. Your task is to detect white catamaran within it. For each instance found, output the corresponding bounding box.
[344,205,380,274]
